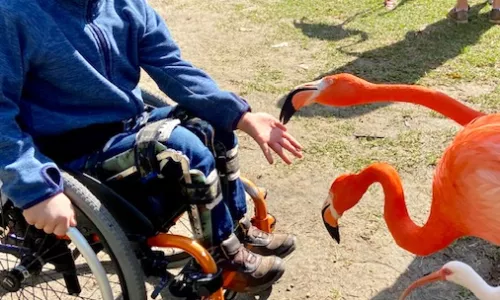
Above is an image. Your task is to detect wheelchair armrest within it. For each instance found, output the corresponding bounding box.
[64,169,157,238]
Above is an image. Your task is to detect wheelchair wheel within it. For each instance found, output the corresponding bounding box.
[0,172,146,299]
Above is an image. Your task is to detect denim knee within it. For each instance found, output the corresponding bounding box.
[165,126,216,177]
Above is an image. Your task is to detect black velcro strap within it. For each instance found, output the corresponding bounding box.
[182,175,222,206]
[225,153,240,180]
[134,119,179,180]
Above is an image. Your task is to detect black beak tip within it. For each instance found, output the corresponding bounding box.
[324,221,340,244]
[280,85,316,124]
[279,94,296,125]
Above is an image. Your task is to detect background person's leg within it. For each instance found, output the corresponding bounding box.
[491,0,500,23]
[447,0,469,23]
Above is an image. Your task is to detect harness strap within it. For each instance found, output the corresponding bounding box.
[134,118,180,180]
[183,169,223,209]
[225,145,240,181]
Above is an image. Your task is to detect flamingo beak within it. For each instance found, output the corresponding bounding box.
[279,80,321,124]
[322,203,340,244]
[399,269,448,300]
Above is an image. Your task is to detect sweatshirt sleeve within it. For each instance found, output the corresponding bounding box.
[138,4,251,132]
[0,12,64,209]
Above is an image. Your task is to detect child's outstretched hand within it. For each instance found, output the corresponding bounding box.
[237,112,303,164]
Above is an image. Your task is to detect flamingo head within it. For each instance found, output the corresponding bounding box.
[399,261,475,300]
[279,73,373,124]
[322,173,367,244]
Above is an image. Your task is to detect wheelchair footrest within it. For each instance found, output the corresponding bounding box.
[169,268,223,298]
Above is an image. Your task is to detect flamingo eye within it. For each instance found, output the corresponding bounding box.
[442,268,453,276]
[318,78,334,91]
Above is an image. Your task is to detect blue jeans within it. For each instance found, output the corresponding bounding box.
[68,107,247,244]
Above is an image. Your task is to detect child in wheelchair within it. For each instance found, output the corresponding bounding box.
[0,0,303,294]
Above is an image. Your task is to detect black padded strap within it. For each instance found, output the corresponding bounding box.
[134,119,180,179]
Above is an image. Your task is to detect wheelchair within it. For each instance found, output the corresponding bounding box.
[0,90,277,299]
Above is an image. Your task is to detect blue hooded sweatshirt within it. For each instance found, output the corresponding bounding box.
[0,0,250,209]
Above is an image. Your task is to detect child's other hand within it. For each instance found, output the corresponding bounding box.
[23,193,77,236]
[237,112,303,164]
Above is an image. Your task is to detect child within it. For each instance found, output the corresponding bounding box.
[0,0,303,294]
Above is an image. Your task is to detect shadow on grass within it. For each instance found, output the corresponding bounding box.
[292,9,370,43]
[372,237,500,299]
[277,3,494,120]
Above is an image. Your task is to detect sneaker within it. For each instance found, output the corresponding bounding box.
[237,217,297,258]
[216,233,285,293]
[447,7,469,23]
[490,8,500,23]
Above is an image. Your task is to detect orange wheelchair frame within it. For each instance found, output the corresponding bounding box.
[146,177,276,299]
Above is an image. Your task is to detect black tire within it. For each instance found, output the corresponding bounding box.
[63,172,147,300]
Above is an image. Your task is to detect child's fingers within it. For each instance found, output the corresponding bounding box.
[275,122,287,131]
[280,139,303,159]
[70,216,77,227]
[259,142,274,164]
[69,206,77,227]
[43,222,57,235]
[271,142,292,164]
[34,221,45,230]
[283,132,303,150]
[54,223,69,237]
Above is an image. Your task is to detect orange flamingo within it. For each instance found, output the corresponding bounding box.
[279,73,483,126]
[280,73,500,256]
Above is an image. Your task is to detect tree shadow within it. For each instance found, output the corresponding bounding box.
[292,9,371,44]
[371,237,500,299]
[277,2,493,120]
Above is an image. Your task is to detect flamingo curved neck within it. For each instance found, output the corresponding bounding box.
[366,84,485,126]
[453,274,500,300]
[357,164,460,256]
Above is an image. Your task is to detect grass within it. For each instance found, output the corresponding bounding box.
[302,128,456,172]
[222,0,500,84]
[224,0,500,177]
[238,65,287,95]
[468,84,500,110]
